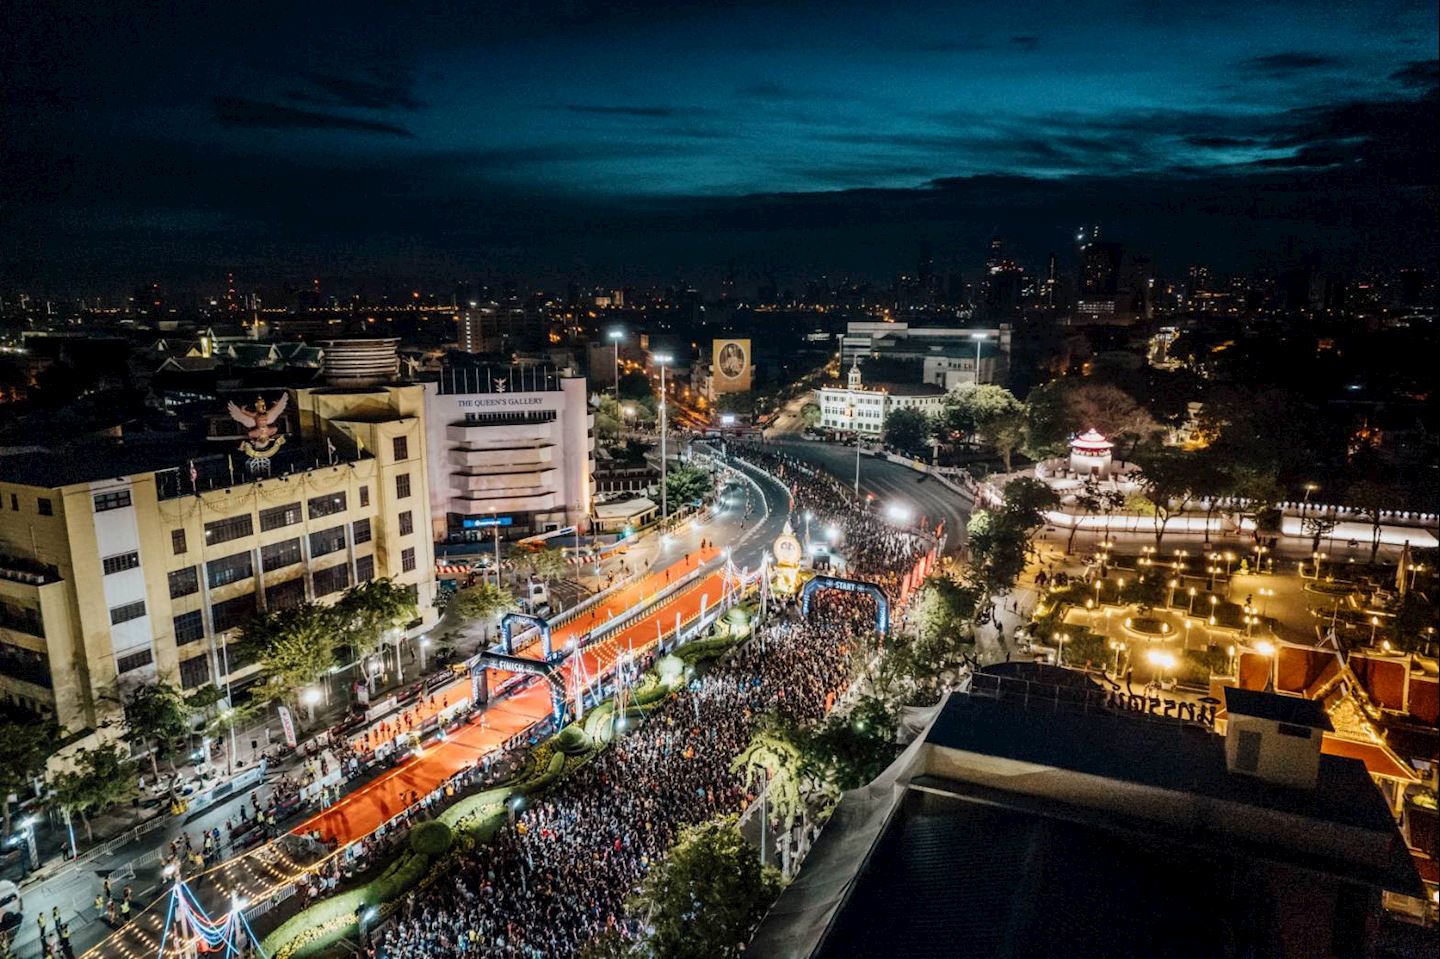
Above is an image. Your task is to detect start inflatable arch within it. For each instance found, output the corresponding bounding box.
[800,575,889,635]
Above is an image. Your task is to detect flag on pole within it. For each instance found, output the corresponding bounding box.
[188,459,198,491]
[326,436,336,464]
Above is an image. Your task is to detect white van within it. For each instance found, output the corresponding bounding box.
[0,879,22,929]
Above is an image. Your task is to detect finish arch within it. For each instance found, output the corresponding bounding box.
[500,612,554,658]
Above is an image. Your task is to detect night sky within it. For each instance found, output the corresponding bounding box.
[2,0,1436,294]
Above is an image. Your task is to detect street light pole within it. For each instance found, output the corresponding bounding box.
[971,331,988,385]
[609,329,623,396]
[655,354,672,522]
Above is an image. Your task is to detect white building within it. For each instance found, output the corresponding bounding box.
[816,363,948,437]
[422,366,594,543]
[841,321,1011,385]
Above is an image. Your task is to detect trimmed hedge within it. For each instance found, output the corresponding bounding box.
[409,820,453,857]
[555,723,592,755]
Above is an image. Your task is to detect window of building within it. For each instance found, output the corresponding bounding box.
[102,551,141,575]
[117,648,154,674]
[179,655,211,690]
[206,552,254,589]
[174,610,205,645]
[37,498,53,516]
[172,528,187,555]
[352,518,372,545]
[259,502,303,531]
[0,601,45,638]
[265,578,306,611]
[204,514,254,545]
[308,492,347,518]
[211,594,256,633]
[392,436,409,460]
[260,538,302,571]
[109,600,146,625]
[8,494,16,511]
[395,473,411,499]
[168,566,200,599]
[355,554,376,582]
[398,511,413,536]
[93,490,133,512]
[313,563,351,597]
[401,547,416,573]
[309,526,346,558]
[359,485,370,507]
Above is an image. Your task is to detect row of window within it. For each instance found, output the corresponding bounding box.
[102,551,140,575]
[117,648,153,674]
[171,558,379,646]
[167,520,374,597]
[7,494,53,515]
[172,484,381,555]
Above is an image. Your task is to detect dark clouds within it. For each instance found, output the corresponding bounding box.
[212,97,417,137]
[0,0,1435,293]
[1240,52,1345,74]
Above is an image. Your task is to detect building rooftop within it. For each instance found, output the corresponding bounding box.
[815,789,1242,959]
[929,690,1387,836]
[0,435,362,493]
[1224,686,1334,730]
[818,381,947,397]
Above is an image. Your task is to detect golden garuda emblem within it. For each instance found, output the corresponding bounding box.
[227,393,289,461]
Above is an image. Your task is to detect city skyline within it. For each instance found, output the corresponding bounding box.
[3,0,1436,293]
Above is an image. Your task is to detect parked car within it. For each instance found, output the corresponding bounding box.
[0,879,22,930]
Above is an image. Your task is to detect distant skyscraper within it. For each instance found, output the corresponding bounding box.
[224,272,239,313]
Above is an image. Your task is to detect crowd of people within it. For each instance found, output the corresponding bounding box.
[374,446,930,958]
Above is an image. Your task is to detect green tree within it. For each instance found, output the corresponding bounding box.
[798,696,899,791]
[518,545,570,585]
[883,407,931,457]
[447,581,517,623]
[625,816,781,959]
[0,720,53,835]
[664,464,713,506]
[732,716,808,830]
[594,395,625,437]
[1022,381,1072,460]
[236,604,340,710]
[618,371,655,403]
[1131,447,1202,547]
[1000,476,1060,529]
[333,578,419,664]
[50,745,138,844]
[800,402,822,428]
[1348,479,1402,564]
[1063,382,1161,459]
[122,681,194,780]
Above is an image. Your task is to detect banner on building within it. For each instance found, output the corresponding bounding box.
[277,705,298,749]
[711,339,753,394]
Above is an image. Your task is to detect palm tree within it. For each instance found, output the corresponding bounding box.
[731,718,808,833]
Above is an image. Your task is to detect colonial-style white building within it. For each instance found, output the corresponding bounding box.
[815,363,948,437]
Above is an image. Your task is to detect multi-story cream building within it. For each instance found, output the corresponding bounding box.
[422,365,594,543]
[0,383,437,736]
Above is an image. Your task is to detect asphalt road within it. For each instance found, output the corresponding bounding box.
[766,435,975,555]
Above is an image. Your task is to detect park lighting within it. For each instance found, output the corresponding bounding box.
[1254,639,1276,657]
[302,685,322,722]
[886,503,913,524]
[1145,649,1177,671]
[1369,615,1381,645]
[1187,586,1197,614]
